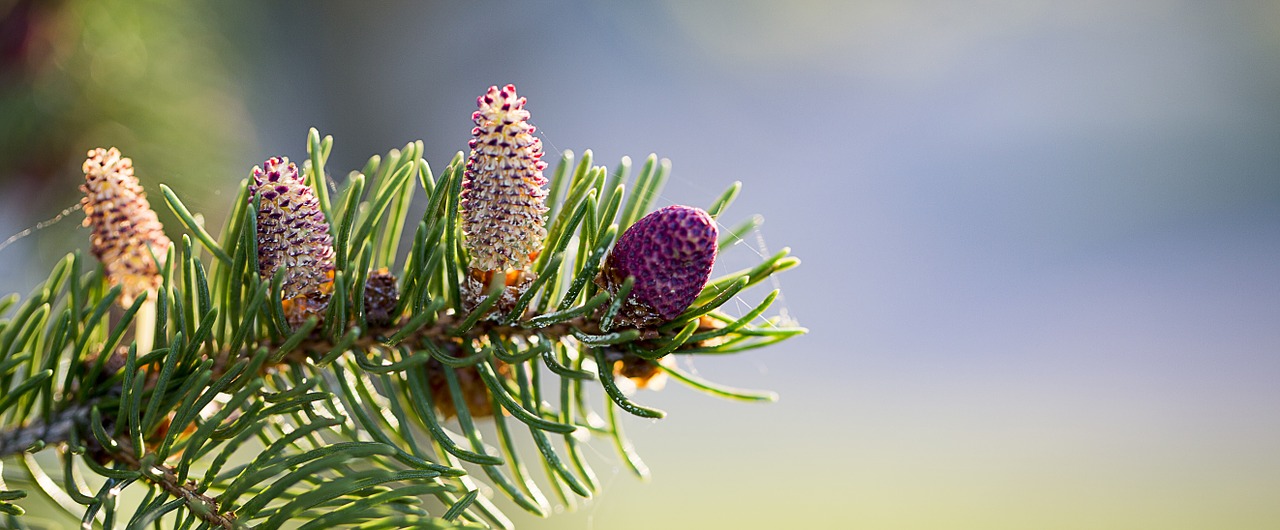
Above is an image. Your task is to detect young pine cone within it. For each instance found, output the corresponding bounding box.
[81,148,172,306]
[249,157,335,328]
[459,84,547,315]
[596,205,718,328]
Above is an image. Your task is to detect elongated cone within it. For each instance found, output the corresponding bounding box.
[597,205,718,328]
[459,84,546,314]
[461,84,548,272]
[81,148,172,306]
[249,157,335,328]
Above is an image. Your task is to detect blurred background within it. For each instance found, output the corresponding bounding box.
[3,1,1279,528]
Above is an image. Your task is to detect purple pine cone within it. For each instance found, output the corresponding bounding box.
[597,205,718,327]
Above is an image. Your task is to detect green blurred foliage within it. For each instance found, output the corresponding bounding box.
[0,0,250,267]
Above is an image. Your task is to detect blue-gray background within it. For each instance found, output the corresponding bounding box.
[3,1,1278,528]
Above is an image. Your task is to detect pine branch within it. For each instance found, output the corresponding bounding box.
[0,405,92,457]
[0,85,804,528]
[106,441,238,530]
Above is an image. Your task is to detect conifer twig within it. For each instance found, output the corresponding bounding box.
[0,405,93,457]
[108,441,238,529]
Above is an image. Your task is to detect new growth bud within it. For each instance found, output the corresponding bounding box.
[459,84,548,314]
[81,148,172,306]
[363,268,400,328]
[597,205,718,328]
[250,157,335,327]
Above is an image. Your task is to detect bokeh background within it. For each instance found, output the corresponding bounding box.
[3,1,1279,528]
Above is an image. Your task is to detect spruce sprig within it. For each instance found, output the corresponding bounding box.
[0,108,803,527]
